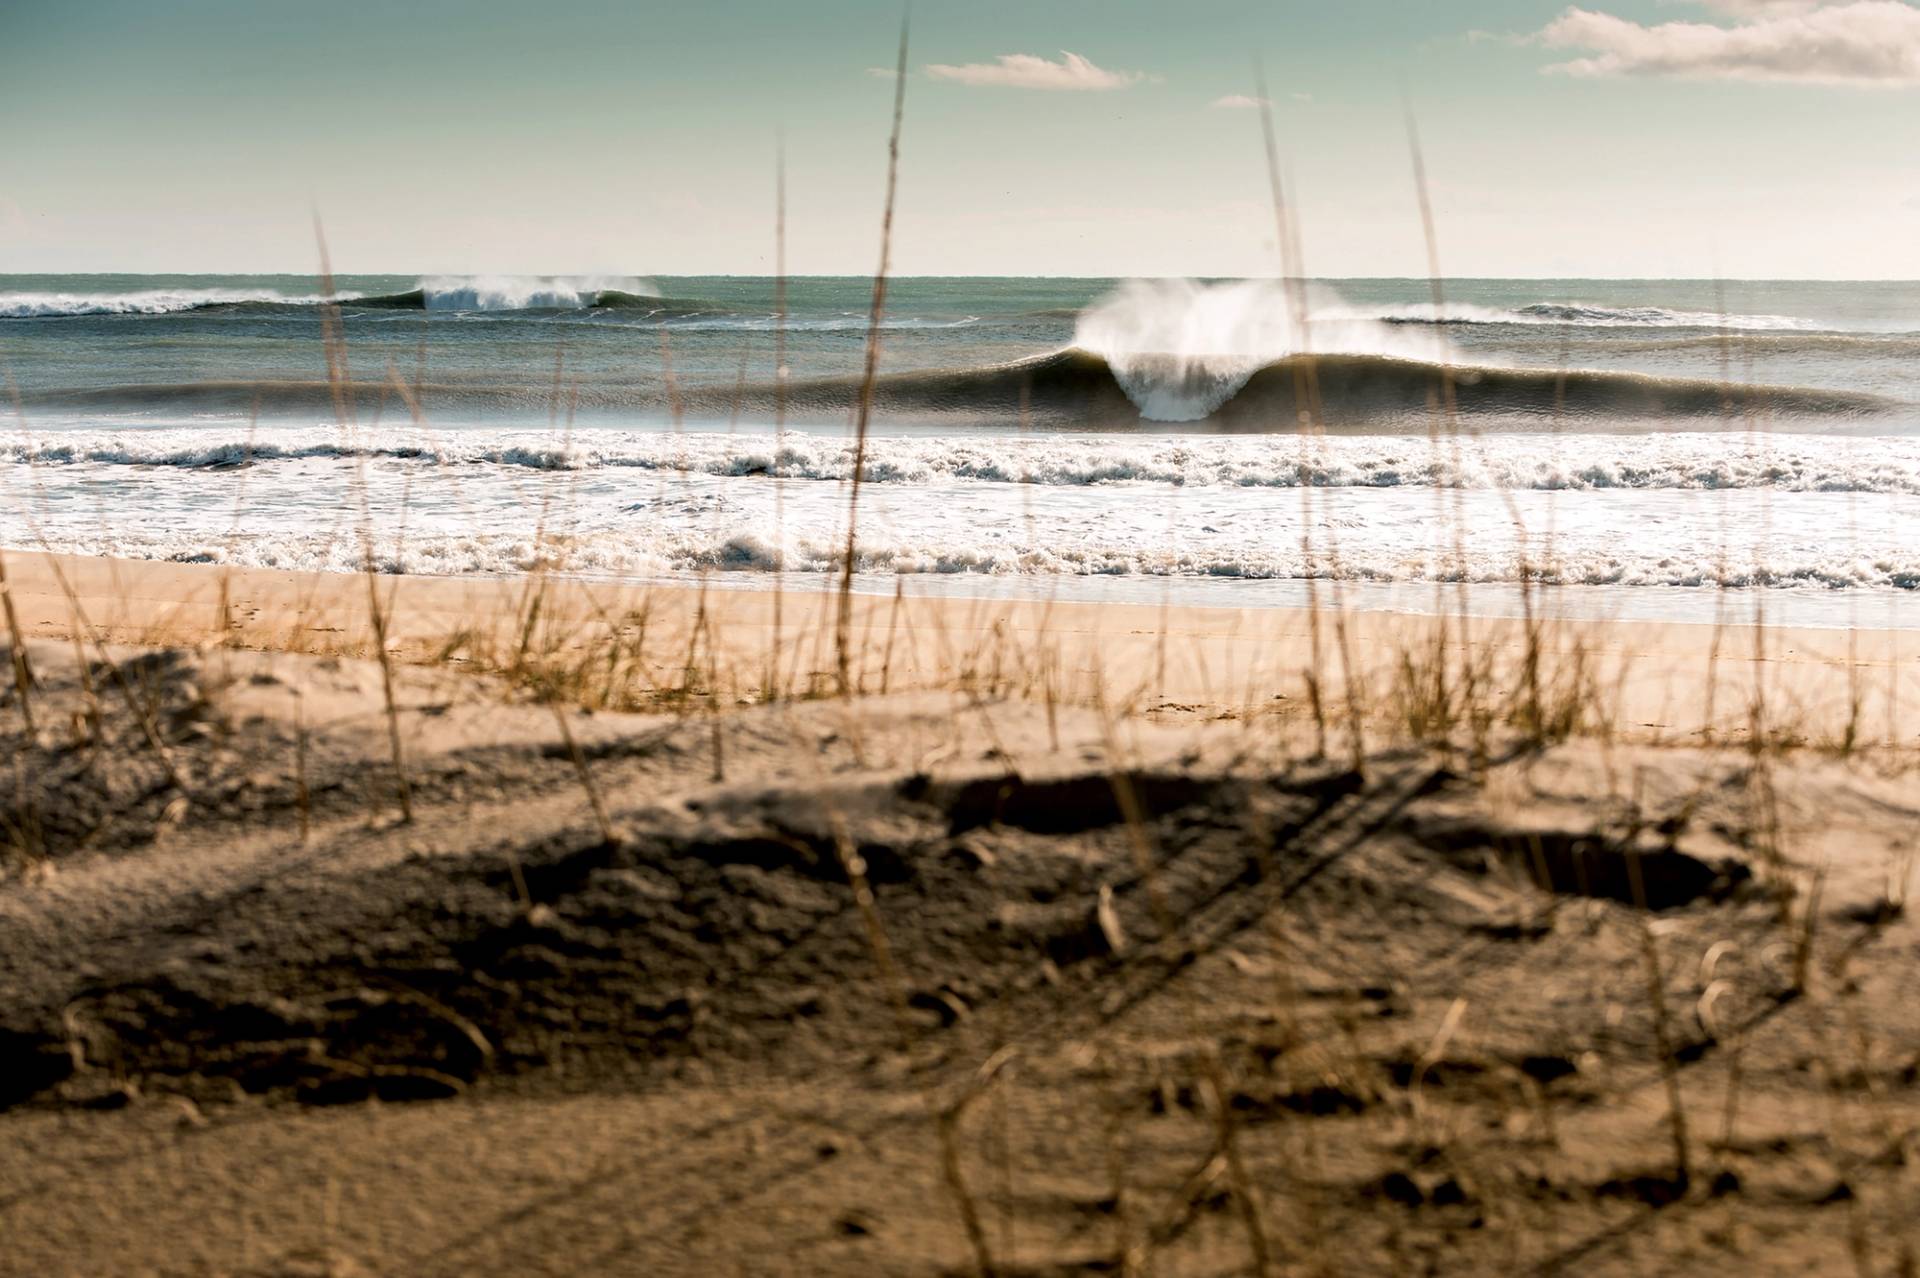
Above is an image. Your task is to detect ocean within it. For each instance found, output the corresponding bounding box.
[3,273,1917,628]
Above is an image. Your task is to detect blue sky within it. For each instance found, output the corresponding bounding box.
[3,0,1918,276]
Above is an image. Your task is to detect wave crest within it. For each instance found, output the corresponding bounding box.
[1072,279,1449,421]
[414,274,659,311]
[0,287,349,318]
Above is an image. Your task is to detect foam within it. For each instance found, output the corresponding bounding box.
[12,427,1918,494]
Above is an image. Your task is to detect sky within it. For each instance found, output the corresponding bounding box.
[3,0,1919,278]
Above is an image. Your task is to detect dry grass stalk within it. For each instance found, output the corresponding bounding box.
[548,699,618,845]
[836,14,910,696]
[768,135,790,702]
[1253,76,1331,760]
[312,214,412,824]
[1200,1053,1276,1276]
[1623,844,1695,1189]
[817,787,997,1277]
[0,551,34,733]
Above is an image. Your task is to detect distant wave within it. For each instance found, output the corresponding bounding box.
[12,427,1920,495]
[0,275,673,319]
[366,274,662,311]
[0,276,979,329]
[1364,301,1825,331]
[0,287,352,318]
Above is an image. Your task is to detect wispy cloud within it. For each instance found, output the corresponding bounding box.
[866,66,901,80]
[1210,92,1309,108]
[1535,0,1920,85]
[1681,0,1831,14]
[923,51,1143,90]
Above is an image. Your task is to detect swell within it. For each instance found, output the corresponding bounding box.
[345,287,716,314]
[0,283,711,319]
[1371,301,1825,331]
[21,348,1894,428]
[753,349,1893,428]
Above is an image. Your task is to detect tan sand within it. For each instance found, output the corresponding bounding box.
[3,550,1913,746]
[1,552,1917,1276]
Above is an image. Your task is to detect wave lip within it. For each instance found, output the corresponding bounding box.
[415,274,660,311]
[1073,279,1451,421]
[0,275,664,318]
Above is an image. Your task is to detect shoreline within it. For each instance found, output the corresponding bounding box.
[3,549,1911,746]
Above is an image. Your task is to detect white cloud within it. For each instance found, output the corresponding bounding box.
[923,51,1142,91]
[1211,94,1270,108]
[866,66,901,80]
[1679,0,1830,14]
[1537,1,1920,85]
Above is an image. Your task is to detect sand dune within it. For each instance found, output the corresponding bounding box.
[1,555,1916,1275]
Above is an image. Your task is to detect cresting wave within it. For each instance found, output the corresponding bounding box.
[0,275,668,318]
[1062,280,1887,422]
[0,287,349,318]
[356,275,666,311]
[12,428,1920,494]
[18,345,1895,428]
[781,348,1891,427]
[17,345,1895,427]
[0,278,979,328]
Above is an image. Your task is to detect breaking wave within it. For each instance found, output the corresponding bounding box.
[18,345,1893,429]
[0,287,349,318]
[12,428,1919,495]
[408,275,659,311]
[34,524,1920,594]
[0,276,668,318]
[1073,279,1449,420]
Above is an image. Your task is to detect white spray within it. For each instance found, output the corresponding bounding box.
[1072,279,1450,421]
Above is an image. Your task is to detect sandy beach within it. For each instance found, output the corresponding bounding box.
[5,551,1914,746]
[2,551,1917,1275]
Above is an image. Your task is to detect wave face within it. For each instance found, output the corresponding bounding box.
[757,348,1886,431]
[18,346,1893,430]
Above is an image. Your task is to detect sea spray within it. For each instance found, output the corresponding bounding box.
[415,275,660,311]
[1072,278,1450,421]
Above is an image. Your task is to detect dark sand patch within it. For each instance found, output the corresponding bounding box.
[2,643,1917,1275]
